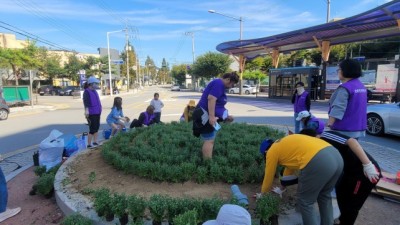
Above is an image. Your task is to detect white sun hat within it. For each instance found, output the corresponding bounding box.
[296,110,311,121]
[202,204,251,225]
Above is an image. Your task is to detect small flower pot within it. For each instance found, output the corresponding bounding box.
[105,213,114,222]
[119,213,129,225]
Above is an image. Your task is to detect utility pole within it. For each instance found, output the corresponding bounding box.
[185,31,196,90]
[125,24,130,92]
[327,0,331,23]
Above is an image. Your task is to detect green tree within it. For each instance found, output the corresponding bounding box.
[120,44,138,87]
[145,56,157,84]
[191,52,232,79]
[82,56,101,76]
[0,42,42,85]
[245,57,264,71]
[40,52,64,83]
[158,58,170,84]
[242,70,266,84]
[170,64,187,85]
[64,55,83,82]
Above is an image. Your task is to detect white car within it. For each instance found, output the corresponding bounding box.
[367,102,400,136]
[228,85,257,95]
[171,85,180,91]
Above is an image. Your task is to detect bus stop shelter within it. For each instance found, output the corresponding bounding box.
[216,0,400,100]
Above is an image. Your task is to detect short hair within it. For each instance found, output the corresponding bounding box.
[222,72,239,84]
[154,92,159,97]
[146,105,155,112]
[339,59,362,78]
[295,82,305,87]
[299,128,317,137]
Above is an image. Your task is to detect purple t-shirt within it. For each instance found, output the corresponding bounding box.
[197,79,227,118]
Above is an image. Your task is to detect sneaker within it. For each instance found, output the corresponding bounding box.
[93,142,102,146]
[87,144,93,149]
[0,207,21,222]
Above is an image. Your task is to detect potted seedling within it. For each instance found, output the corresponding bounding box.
[255,193,280,225]
[148,195,168,225]
[112,193,129,225]
[127,194,147,223]
[93,188,114,221]
[61,213,93,225]
[172,209,198,225]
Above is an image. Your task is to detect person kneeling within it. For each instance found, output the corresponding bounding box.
[130,105,156,128]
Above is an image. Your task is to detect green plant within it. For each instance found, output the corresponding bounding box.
[88,171,96,183]
[172,209,198,225]
[36,173,55,196]
[93,188,113,219]
[255,193,280,225]
[148,195,169,224]
[62,178,71,186]
[199,197,224,222]
[127,195,147,222]
[112,192,128,217]
[61,213,93,225]
[34,166,47,177]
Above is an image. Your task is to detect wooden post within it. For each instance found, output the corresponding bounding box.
[272,49,280,68]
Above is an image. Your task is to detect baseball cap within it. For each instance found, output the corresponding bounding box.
[87,76,100,84]
[203,204,251,225]
[296,110,311,121]
[188,100,196,107]
[259,138,274,155]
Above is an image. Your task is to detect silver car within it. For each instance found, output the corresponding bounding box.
[0,96,9,120]
[367,102,400,136]
[228,85,257,95]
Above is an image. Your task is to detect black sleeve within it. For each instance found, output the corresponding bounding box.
[291,93,296,104]
[83,90,90,108]
[306,94,311,111]
[137,113,145,126]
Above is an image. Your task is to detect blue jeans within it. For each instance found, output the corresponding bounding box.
[154,112,161,123]
[294,112,301,133]
[0,167,7,213]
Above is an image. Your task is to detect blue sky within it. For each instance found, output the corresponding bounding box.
[0,0,392,68]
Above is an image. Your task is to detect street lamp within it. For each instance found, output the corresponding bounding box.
[208,10,242,40]
[208,10,244,94]
[107,29,125,96]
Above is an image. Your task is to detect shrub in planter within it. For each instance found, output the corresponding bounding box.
[172,209,198,225]
[199,197,224,222]
[93,188,114,221]
[61,213,93,225]
[127,194,147,223]
[112,193,129,225]
[148,195,169,225]
[255,193,280,225]
[34,165,47,177]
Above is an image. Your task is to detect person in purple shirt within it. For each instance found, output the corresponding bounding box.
[291,81,310,133]
[193,72,239,159]
[296,110,325,135]
[328,59,367,139]
[83,76,102,148]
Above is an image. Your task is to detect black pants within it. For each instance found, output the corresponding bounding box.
[336,172,377,225]
[88,114,101,134]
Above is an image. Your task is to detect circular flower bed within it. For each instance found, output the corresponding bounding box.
[101,122,285,184]
[83,122,287,224]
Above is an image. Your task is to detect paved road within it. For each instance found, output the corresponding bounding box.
[1,86,399,177]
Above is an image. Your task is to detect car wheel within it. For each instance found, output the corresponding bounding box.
[367,113,384,136]
[230,90,234,94]
[245,90,250,95]
[0,109,8,120]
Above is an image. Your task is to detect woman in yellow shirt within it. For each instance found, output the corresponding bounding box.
[260,134,343,225]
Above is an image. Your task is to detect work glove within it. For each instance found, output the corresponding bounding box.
[254,193,262,200]
[272,186,286,198]
[363,161,379,183]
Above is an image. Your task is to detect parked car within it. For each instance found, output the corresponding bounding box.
[228,85,257,94]
[0,96,9,120]
[38,85,61,96]
[366,102,400,136]
[171,85,180,91]
[59,86,80,96]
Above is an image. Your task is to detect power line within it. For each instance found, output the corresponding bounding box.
[0,21,73,51]
[15,0,99,49]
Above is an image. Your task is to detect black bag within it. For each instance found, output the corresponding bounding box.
[192,107,214,137]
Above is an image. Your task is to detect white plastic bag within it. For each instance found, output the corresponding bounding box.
[39,129,64,171]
